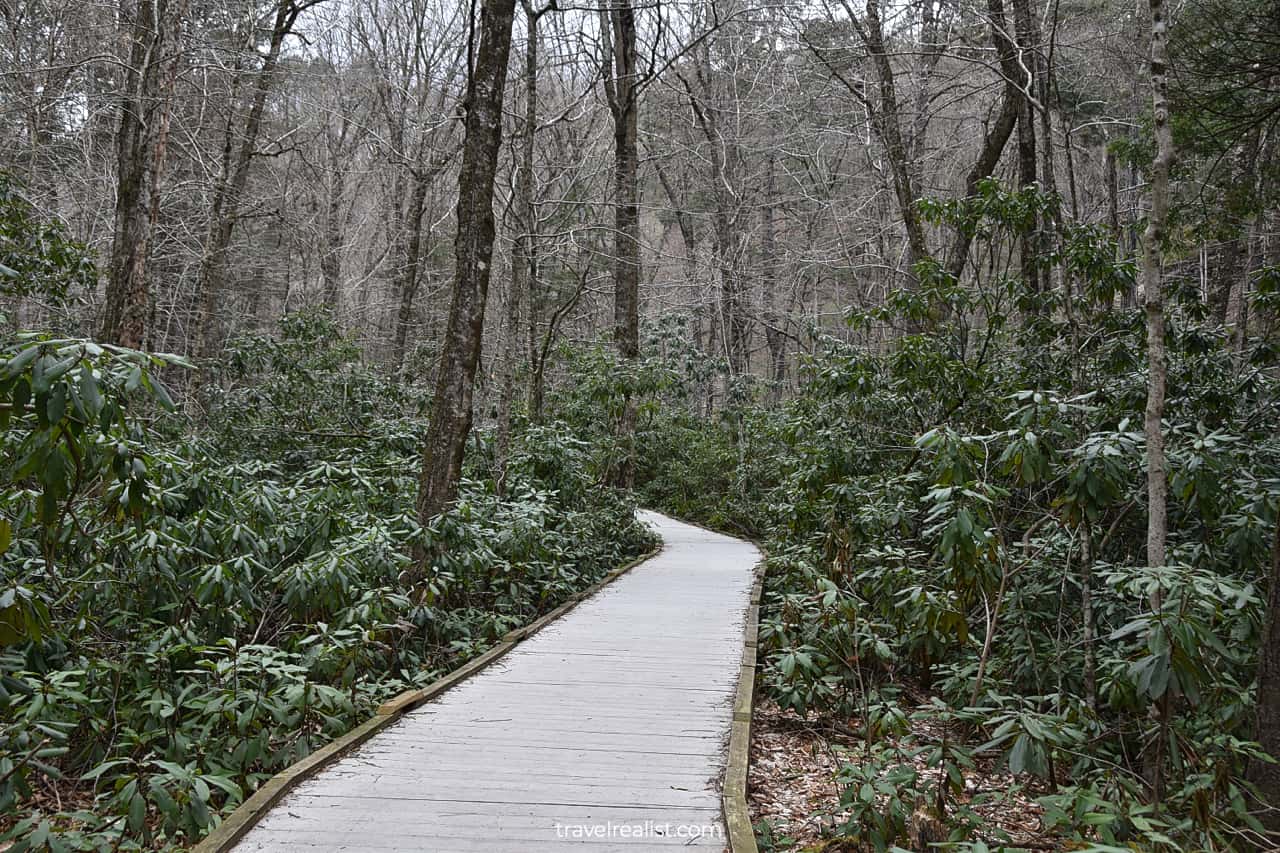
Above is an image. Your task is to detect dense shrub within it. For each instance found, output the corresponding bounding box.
[636,185,1280,850]
[0,314,654,850]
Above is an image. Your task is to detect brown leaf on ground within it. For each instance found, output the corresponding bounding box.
[747,700,1063,851]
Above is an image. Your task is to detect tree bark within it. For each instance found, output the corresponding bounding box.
[1227,223,1254,356]
[939,0,1020,282]
[1250,510,1280,830]
[391,171,432,370]
[761,156,787,399]
[1142,0,1174,801]
[321,164,346,310]
[1143,0,1173,589]
[1106,145,1121,287]
[1009,0,1041,297]
[858,0,927,278]
[654,161,707,411]
[415,0,518,524]
[497,4,542,483]
[600,0,641,487]
[681,55,748,376]
[530,256,589,426]
[1036,1,1062,298]
[943,93,1018,281]
[101,0,187,349]
[193,0,313,362]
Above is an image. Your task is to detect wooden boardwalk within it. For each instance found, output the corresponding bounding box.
[233,511,760,852]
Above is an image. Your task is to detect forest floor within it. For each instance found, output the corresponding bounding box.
[748,699,1059,851]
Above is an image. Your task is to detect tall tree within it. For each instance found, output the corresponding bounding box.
[761,155,788,399]
[680,47,747,376]
[192,0,322,363]
[599,0,641,486]
[860,0,928,276]
[1143,0,1173,603]
[416,0,519,523]
[803,0,928,287]
[1254,515,1280,828]
[100,0,188,348]
[353,0,466,370]
[942,0,1020,281]
[496,0,551,483]
[1009,0,1042,296]
[1142,0,1174,801]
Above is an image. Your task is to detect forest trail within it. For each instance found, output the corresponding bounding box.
[230,511,760,851]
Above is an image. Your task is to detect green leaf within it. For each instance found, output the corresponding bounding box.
[79,364,102,415]
[1008,732,1031,774]
[150,782,178,818]
[1021,713,1047,742]
[190,790,210,827]
[2,344,40,379]
[151,377,176,411]
[127,791,146,832]
[82,758,132,781]
[46,383,66,424]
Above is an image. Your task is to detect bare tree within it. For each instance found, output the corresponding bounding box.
[101,0,188,348]
[416,0,519,523]
[192,0,324,363]
[495,1,550,485]
[1141,0,1174,801]
[599,0,641,486]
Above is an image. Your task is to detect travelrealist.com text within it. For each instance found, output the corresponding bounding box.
[553,821,725,840]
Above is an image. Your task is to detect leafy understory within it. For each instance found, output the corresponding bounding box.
[637,184,1280,851]
[0,315,654,851]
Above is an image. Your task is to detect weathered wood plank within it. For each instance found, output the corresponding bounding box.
[227,512,760,852]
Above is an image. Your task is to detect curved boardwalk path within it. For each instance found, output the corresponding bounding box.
[233,511,760,852]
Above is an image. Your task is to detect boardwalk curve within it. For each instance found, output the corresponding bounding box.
[231,511,760,852]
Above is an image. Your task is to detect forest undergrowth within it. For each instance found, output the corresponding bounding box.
[633,185,1280,851]
[0,310,654,850]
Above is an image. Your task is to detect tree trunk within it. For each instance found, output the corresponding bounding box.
[1107,145,1121,308]
[860,0,927,278]
[655,161,707,411]
[193,0,307,363]
[761,157,787,400]
[415,0,518,524]
[1010,0,1041,297]
[1123,155,1140,309]
[683,46,750,378]
[101,0,186,349]
[494,253,521,491]
[1081,526,1097,711]
[941,0,1020,282]
[600,0,641,487]
[1250,510,1280,830]
[943,94,1018,281]
[1227,223,1254,356]
[1143,0,1173,593]
[530,257,589,428]
[1036,3,1062,298]
[497,4,541,483]
[1142,0,1174,800]
[392,172,432,370]
[321,164,345,310]
[524,239,546,422]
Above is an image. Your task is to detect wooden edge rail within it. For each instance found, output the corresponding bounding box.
[723,557,765,853]
[191,544,663,853]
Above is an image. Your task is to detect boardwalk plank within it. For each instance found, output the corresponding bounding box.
[231,512,758,852]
